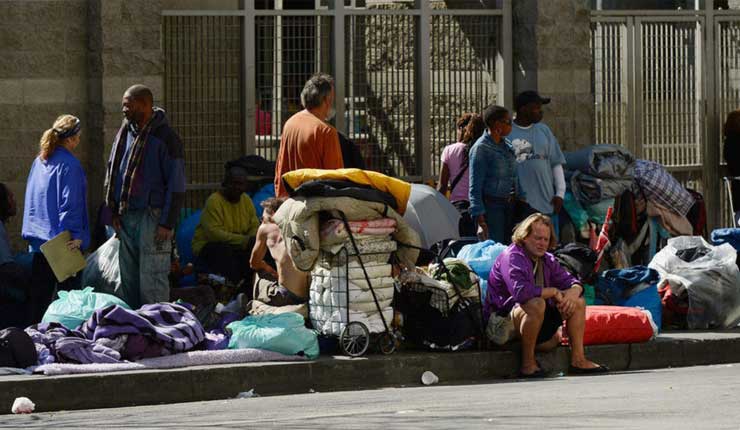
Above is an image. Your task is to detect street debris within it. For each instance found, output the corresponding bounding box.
[11,397,35,414]
[421,371,439,385]
[236,389,260,399]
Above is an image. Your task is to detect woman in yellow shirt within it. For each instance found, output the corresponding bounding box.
[192,166,260,294]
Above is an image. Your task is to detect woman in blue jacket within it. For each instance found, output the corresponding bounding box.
[22,115,89,322]
[468,105,515,244]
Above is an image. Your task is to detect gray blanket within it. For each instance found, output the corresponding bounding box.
[569,171,634,205]
[565,144,635,179]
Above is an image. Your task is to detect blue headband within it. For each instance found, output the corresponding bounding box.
[56,118,81,140]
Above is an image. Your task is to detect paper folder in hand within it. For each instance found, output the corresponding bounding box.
[39,231,86,283]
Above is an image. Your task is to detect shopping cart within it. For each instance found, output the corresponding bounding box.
[396,269,484,350]
[394,240,485,350]
[309,214,398,357]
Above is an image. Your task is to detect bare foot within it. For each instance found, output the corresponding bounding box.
[570,358,602,369]
[520,363,541,375]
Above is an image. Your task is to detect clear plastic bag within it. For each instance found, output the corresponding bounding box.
[649,236,740,329]
[81,236,121,297]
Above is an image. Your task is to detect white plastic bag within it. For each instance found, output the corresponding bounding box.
[81,236,121,296]
[649,236,740,329]
[11,397,34,414]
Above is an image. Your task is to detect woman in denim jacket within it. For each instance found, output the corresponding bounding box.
[468,105,515,244]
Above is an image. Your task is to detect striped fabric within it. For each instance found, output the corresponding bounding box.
[634,160,695,217]
[78,303,205,354]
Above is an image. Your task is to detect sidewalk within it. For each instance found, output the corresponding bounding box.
[2,330,740,414]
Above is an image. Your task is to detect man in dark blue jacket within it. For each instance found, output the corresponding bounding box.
[104,85,186,309]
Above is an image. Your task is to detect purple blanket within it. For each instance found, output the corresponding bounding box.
[25,323,119,365]
[78,303,206,354]
[26,303,208,365]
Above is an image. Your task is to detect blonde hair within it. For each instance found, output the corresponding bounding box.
[39,115,80,161]
[511,213,558,250]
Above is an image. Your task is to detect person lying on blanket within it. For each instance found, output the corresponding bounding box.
[484,213,609,378]
[249,198,309,308]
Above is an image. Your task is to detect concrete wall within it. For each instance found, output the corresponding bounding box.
[513,0,594,151]
[0,0,166,252]
[0,0,93,251]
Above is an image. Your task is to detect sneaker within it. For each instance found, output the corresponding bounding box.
[486,313,516,346]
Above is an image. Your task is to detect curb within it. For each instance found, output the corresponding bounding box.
[2,332,740,413]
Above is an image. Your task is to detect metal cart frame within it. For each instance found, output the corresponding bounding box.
[309,213,398,357]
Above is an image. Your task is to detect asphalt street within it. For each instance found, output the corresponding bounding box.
[2,364,739,429]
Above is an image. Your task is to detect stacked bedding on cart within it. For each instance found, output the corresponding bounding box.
[309,218,398,335]
[274,169,423,336]
[318,219,398,267]
[309,261,395,335]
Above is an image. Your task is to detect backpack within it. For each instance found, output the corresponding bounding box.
[0,327,37,368]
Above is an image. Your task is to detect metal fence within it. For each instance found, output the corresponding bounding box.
[591,4,738,229]
[162,1,511,208]
[163,15,243,208]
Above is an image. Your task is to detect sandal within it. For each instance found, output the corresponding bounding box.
[568,364,610,375]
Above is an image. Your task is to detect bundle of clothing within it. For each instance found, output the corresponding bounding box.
[563,145,634,242]
[274,169,420,271]
[563,145,698,267]
[565,144,636,205]
[25,302,208,365]
[649,236,740,329]
[632,159,694,236]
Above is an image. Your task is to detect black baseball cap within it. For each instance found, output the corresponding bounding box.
[514,91,551,110]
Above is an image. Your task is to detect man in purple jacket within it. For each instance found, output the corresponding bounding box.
[484,213,608,377]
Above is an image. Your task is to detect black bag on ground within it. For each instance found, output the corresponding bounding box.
[0,327,37,368]
[396,288,482,349]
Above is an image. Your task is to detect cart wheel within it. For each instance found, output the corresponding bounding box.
[340,322,370,357]
[378,332,396,355]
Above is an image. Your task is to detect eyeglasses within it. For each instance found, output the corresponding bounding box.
[498,118,512,125]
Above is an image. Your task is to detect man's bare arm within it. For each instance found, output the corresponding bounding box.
[250,225,278,277]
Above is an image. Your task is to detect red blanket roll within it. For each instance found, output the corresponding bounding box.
[582,305,656,345]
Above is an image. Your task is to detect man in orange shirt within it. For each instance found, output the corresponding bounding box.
[274,73,344,197]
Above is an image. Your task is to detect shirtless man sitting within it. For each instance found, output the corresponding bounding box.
[249,198,309,308]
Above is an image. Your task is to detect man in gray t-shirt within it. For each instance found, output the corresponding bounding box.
[507,91,567,218]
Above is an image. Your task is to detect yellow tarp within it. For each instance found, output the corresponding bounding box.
[281,168,411,214]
